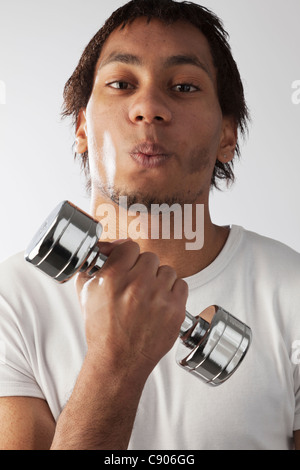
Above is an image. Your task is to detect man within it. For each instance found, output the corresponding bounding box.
[0,0,299,450]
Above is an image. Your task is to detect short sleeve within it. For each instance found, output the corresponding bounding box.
[0,294,44,400]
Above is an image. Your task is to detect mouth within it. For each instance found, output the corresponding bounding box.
[129,142,172,169]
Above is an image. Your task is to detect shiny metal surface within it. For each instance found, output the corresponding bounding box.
[176,306,252,386]
[25,201,104,283]
[25,201,252,385]
[180,310,210,350]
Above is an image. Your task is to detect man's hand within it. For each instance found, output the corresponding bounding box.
[76,239,188,378]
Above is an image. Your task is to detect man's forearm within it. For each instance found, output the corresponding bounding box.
[50,352,147,450]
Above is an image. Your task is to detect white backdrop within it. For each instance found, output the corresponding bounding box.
[0,0,299,262]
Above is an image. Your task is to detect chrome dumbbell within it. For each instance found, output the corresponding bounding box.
[25,200,252,386]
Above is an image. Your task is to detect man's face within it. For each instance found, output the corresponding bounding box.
[77,18,236,208]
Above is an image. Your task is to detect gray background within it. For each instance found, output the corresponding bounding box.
[0,0,299,262]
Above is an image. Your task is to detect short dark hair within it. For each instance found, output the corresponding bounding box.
[62,0,249,190]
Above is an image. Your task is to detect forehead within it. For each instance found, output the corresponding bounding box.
[97,17,215,75]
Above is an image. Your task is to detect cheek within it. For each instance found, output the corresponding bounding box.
[86,102,118,184]
[187,146,211,174]
[86,97,128,153]
[181,107,223,174]
[86,101,104,153]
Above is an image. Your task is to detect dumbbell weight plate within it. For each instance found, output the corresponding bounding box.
[177,306,251,386]
[25,201,103,282]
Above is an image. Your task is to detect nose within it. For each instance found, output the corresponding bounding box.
[128,87,172,125]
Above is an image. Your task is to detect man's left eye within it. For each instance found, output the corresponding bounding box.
[172,84,199,93]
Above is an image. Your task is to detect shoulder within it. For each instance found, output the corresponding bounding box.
[235,226,300,288]
[0,251,32,279]
[1,251,55,291]
[239,226,300,267]
[0,252,76,313]
[0,252,37,297]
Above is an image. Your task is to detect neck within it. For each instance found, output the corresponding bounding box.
[90,193,229,279]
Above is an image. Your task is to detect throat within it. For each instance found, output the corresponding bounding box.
[138,224,230,279]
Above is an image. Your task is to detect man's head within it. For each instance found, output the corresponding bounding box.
[62,0,249,202]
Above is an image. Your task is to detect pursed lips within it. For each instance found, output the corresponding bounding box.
[129,142,172,168]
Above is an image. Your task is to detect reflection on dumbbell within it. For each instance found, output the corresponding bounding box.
[25,201,252,386]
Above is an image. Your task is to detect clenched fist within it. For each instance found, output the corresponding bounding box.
[75,239,188,377]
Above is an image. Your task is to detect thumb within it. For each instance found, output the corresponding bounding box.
[75,238,131,289]
[96,238,132,257]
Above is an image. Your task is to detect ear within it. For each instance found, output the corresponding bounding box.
[75,109,88,154]
[216,116,238,164]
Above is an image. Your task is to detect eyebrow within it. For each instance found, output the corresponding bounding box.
[99,52,142,69]
[164,54,212,80]
[98,52,213,81]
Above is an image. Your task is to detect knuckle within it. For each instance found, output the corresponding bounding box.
[124,239,140,253]
[75,272,93,291]
[101,239,140,273]
[140,251,159,265]
[178,278,188,288]
[101,263,119,285]
[98,260,119,279]
[158,264,176,276]
[123,281,145,308]
[111,239,140,259]
[174,278,189,298]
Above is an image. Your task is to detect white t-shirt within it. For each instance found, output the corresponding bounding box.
[0,225,300,450]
